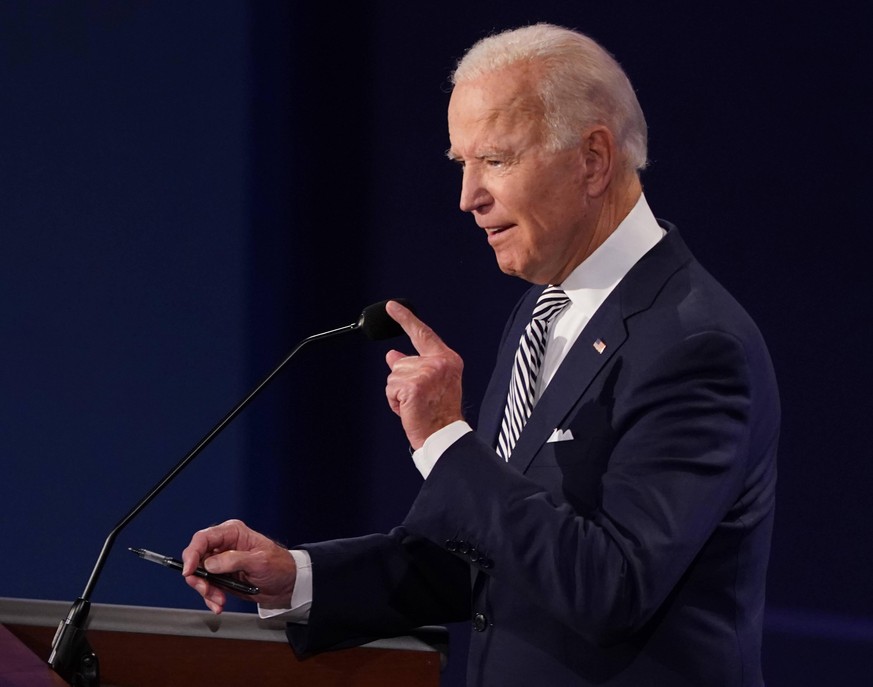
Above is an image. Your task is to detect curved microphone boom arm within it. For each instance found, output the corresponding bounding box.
[47,298,413,686]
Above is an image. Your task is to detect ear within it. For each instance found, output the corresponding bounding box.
[580,125,617,198]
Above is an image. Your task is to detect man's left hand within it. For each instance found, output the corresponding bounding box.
[384,300,464,449]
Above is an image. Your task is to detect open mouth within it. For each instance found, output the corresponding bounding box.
[485,225,513,238]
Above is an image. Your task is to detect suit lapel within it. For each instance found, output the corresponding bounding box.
[507,297,627,473]
[482,224,691,474]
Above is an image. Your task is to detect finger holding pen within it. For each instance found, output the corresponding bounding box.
[129,548,258,596]
[181,519,298,614]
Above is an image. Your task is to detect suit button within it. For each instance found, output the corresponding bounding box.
[472,612,488,632]
[445,539,458,552]
[458,540,470,555]
[479,557,494,569]
[469,547,480,562]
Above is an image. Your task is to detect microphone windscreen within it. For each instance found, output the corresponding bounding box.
[358,299,415,340]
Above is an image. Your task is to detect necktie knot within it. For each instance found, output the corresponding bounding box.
[532,286,570,323]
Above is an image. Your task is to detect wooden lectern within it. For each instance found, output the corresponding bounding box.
[0,597,447,686]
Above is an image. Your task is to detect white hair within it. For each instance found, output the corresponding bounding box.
[452,24,648,171]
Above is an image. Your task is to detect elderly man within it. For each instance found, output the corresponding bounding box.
[183,24,779,686]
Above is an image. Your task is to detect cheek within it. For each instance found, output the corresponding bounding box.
[496,177,541,224]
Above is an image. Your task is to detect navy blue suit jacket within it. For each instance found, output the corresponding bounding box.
[287,225,780,686]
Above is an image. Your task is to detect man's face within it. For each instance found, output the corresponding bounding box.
[447,68,596,285]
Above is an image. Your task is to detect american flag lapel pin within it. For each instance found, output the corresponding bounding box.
[593,338,607,354]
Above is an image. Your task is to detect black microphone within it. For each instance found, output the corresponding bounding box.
[48,298,414,686]
[357,298,414,340]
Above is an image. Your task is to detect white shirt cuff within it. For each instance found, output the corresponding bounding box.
[411,420,473,478]
[257,549,312,621]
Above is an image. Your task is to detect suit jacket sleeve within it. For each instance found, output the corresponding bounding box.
[285,528,471,655]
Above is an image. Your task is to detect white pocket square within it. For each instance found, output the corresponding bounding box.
[547,428,575,443]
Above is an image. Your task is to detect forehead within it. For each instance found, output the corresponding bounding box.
[447,68,545,149]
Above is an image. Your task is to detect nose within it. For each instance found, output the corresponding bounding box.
[459,166,492,214]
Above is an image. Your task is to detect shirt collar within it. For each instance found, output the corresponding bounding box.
[559,193,664,311]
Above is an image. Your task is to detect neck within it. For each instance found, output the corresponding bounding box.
[593,171,643,242]
[543,171,643,286]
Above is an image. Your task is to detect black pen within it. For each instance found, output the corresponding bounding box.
[129,547,260,596]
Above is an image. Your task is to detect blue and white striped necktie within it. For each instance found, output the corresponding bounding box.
[496,286,570,460]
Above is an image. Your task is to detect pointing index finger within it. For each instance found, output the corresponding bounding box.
[385,300,448,356]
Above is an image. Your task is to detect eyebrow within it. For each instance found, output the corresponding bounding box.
[445,148,514,163]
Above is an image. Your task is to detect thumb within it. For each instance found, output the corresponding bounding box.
[385,349,408,370]
[203,550,245,575]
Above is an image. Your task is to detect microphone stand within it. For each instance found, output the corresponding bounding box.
[48,319,366,685]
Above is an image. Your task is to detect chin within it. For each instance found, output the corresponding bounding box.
[494,254,542,284]
[500,266,542,285]
[496,261,522,279]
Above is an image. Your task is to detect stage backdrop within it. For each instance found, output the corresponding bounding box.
[2,3,871,686]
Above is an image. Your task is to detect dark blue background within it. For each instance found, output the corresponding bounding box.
[2,3,871,685]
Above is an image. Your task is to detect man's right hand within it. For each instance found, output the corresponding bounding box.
[181,519,297,614]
